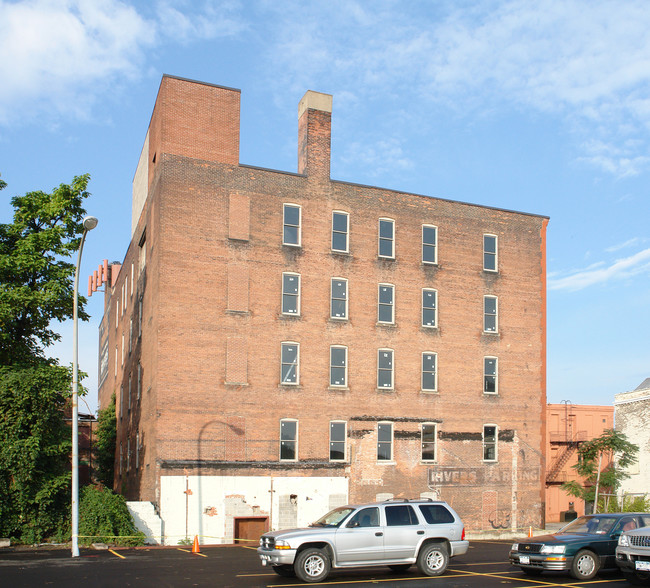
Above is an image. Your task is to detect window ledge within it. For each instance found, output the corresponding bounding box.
[420,390,439,395]
[329,317,349,323]
[279,314,301,320]
[376,388,395,393]
[377,461,397,465]
[376,322,397,328]
[329,386,349,392]
[225,381,250,387]
[483,392,499,397]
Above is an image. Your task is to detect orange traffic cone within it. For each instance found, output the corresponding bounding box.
[192,535,200,553]
[528,526,533,538]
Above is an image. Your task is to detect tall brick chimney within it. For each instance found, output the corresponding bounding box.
[298,91,333,179]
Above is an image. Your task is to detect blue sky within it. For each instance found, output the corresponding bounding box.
[1,0,648,413]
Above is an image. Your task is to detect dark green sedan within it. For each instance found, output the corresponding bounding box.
[510,513,650,580]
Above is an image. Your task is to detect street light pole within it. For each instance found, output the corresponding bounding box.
[72,216,98,557]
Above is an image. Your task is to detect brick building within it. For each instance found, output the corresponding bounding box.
[545,403,614,522]
[96,75,549,544]
[615,378,650,502]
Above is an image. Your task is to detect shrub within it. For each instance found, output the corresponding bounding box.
[78,485,145,546]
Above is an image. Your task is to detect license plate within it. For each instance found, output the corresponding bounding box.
[636,561,650,571]
[519,555,530,565]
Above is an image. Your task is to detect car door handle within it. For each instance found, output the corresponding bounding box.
[417,530,425,535]
[375,532,383,537]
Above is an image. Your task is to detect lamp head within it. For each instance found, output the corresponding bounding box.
[83,216,98,231]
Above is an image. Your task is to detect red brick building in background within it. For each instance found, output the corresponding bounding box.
[96,75,549,544]
[545,403,614,522]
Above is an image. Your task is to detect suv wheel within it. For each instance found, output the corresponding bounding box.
[570,549,599,580]
[294,548,331,583]
[417,542,449,576]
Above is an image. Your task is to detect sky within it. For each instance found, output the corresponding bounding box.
[1,0,648,414]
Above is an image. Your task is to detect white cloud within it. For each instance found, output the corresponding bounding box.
[0,0,244,125]
[606,238,642,253]
[548,248,650,291]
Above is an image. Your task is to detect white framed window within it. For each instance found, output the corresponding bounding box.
[137,362,142,401]
[332,211,349,253]
[281,342,299,385]
[283,204,301,246]
[282,273,301,315]
[128,373,132,411]
[121,333,124,366]
[484,296,498,333]
[422,352,437,392]
[130,263,134,296]
[123,280,127,312]
[136,432,140,469]
[115,300,119,330]
[114,346,117,376]
[377,349,394,389]
[119,385,123,419]
[377,422,393,461]
[422,289,437,328]
[483,424,498,461]
[329,421,346,461]
[378,284,395,324]
[138,296,143,338]
[128,319,133,354]
[421,423,437,462]
[330,278,348,320]
[127,438,131,471]
[280,419,298,461]
[139,230,146,275]
[378,218,395,258]
[484,357,498,394]
[422,225,438,264]
[330,346,348,387]
[119,442,123,474]
[484,234,498,272]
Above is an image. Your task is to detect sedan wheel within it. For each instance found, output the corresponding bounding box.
[417,543,449,576]
[570,549,599,580]
[294,548,331,583]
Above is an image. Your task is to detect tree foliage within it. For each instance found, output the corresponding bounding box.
[79,485,145,546]
[0,174,91,364]
[0,175,92,543]
[562,428,638,505]
[0,364,73,543]
[95,394,117,488]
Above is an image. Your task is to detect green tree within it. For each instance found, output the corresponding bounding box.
[0,174,91,364]
[95,394,117,488]
[0,175,91,542]
[562,429,638,512]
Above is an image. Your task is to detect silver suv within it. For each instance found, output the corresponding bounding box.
[616,524,650,585]
[257,498,468,582]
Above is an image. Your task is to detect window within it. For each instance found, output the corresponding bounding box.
[123,279,128,312]
[139,230,146,274]
[378,284,395,324]
[128,319,133,354]
[115,300,119,330]
[136,432,140,469]
[386,505,418,525]
[128,373,132,411]
[329,421,346,461]
[330,346,348,387]
[419,504,455,524]
[281,342,299,385]
[422,289,437,328]
[137,362,142,401]
[127,438,131,471]
[138,296,143,338]
[377,349,394,389]
[130,263,134,296]
[421,423,437,461]
[280,419,298,461]
[347,507,379,527]
[483,425,498,461]
[484,295,498,332]
[283,204,301,246]
[282,273,300,315]
[422,352,437,392]
[120,385,124,419]
[332,211,349,252]
[378,218,395,258]
[484,234,498,272]
[484,357,498,394]
[121,333,124,366]
[330,278,348,319]
[377,422,393,461]
[422,225,437,264]
[119,442,123,474]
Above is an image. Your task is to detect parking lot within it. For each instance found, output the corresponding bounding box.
[0,540,634,588]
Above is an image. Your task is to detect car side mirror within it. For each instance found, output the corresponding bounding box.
[348,521,359,528]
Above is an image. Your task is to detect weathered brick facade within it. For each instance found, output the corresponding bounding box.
[98,75,549,542]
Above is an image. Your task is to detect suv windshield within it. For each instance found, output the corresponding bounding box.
[560,516,616,535]
[311,507,355,527]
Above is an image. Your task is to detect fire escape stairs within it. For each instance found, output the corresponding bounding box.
[547,442,579,483]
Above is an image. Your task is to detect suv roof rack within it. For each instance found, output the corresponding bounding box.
[382,498,435,503]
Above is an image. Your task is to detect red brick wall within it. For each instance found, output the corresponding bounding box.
[100,76,548,530]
